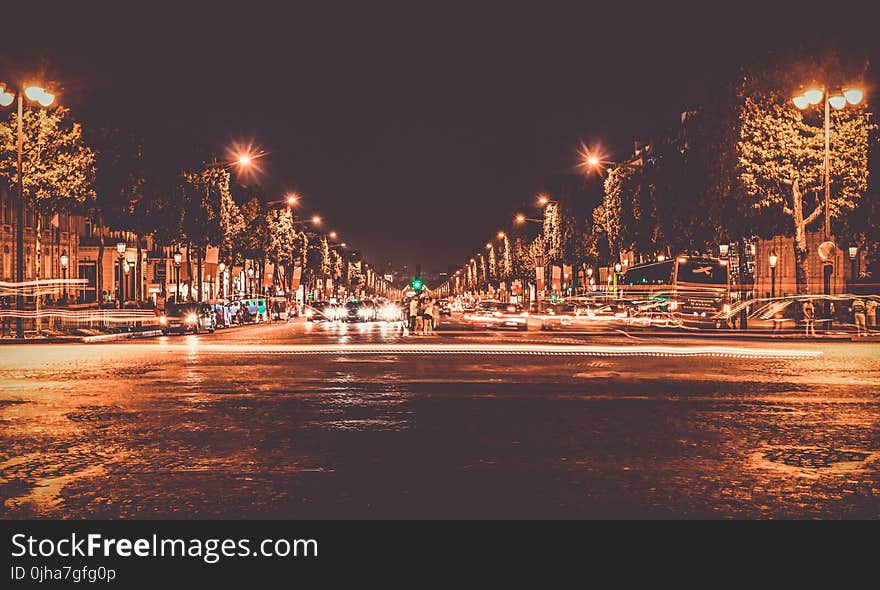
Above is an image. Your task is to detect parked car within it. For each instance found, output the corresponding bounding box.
[159,303,216,335]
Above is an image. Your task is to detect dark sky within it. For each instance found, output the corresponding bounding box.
[3,3,878,275]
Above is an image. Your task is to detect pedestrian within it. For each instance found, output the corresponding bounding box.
[802,299,816,337]
[0,297,10,338]
[852,298,867,336]
[771,304,783,336]
[423,298,435,335]
[866,298,878,331]
[408,297,419,331]
[414,298,424,335]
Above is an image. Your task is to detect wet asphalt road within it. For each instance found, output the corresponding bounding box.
[1,319,878,519]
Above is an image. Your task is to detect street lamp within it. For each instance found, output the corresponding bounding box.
[247,266,255,295]
[60,251,69,302]
[218,262,226,300]
[792,85,864,240]
[657,254,666,262]
[514,214,542,224]
[497,231,506,239]
[116,242,126,308]
[1,82,56,337]
[849,246,858,289]
[173,250,182,303]
[769,252,778,299]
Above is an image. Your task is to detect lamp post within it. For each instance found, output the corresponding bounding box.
[657,254,667,262]
[848,246,858,291]
[613,262,622,298]
[173,251,182,304]
[769,252,778,299]
[60,252,69,302]
[792,87,863,240]
[123,259,132,305]
[116,242,126,308]
[247,266,255,296]
[218,262,226,300]
[1,83,56,337]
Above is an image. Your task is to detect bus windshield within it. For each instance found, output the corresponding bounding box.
[676,258,728,286]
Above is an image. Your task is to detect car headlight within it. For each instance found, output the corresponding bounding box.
[186,313,198,324]
[305,308,314,318]
[159,315,167,325]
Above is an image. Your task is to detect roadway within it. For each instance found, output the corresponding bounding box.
[1,318,878,518]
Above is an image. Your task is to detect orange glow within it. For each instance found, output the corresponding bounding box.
[576,141,606,174]
[237,154,252,166]
[286,193,299,205]
[515,214,526,224]
[537,194,550,205]
[329,231,338,239]
[311,215,322,224]
[486,243,492,250]
[497,231,505,239]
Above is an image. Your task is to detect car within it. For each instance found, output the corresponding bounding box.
[623,310,686,330]
[466,301,529,330]
[159,303,216,335]
[342,301,375,322]
[304,301,334,322]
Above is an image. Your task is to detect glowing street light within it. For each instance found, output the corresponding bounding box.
[792,84,864,239]
[311,215,322,225]
[286,193,299,206]
[497,231,506,239]
[329,231,338,239]
[515,213,542,224]
[769,252,778,299]
[1,81,56,337]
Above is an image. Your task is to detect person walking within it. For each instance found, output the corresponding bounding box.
[866,298,878,332]
[423,298,435,335]
[852,298,867,336]
[408,297,419,332]
[414,298,424,335]
[802,299,816,338]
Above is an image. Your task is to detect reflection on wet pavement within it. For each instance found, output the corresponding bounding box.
[1,322,878,519]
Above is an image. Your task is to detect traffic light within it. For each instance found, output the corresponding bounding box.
[410,277,424,292]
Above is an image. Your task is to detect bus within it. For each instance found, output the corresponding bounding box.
[620,256,730,319]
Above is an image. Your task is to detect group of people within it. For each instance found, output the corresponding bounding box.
[405,295,439,335]
[794,297,878,337]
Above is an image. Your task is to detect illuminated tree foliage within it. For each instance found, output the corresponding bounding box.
[487,244,497,283]
[500,234,513,280]
[738,77,870,293]
[0,106,95,212]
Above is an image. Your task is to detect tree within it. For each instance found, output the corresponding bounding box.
[738,82,869,293]
[487,245,498,284]
[501,235,513,280]
[266,206,295,288]
[0,106,95,313]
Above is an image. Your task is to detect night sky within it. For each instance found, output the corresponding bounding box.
[2,3,877,275]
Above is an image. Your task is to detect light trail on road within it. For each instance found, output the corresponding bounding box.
[80,342,823,360]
